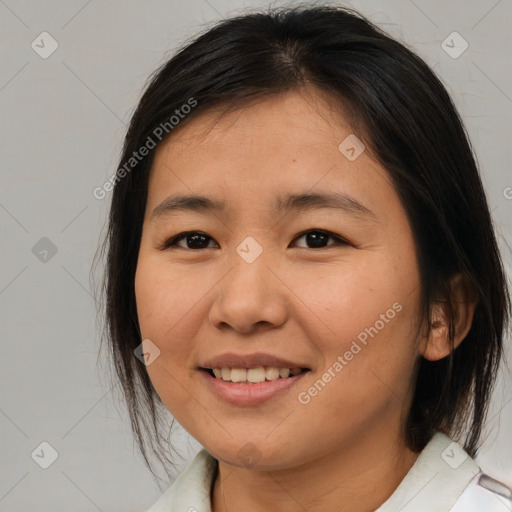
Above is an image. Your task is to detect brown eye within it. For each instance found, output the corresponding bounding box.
[162,231,218,250]
[291,230,348,249]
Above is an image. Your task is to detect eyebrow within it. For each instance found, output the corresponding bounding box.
[150,191,376,221]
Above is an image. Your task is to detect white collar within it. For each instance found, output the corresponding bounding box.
[375,432,480,511]
[145,431,509,512]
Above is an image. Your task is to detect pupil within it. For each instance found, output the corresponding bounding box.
[188,234,208,248]
[307,231,327,248]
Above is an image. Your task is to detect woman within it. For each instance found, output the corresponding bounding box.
[95,4,511,511]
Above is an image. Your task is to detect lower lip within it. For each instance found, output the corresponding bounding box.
[199,369,309,406]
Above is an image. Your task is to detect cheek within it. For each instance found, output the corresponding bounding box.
[134,253,218,393]
[135,255,203,338]
[134,257,202,411]
[287,258,405,338]
[287,255,421,380]
[134,262,168,338]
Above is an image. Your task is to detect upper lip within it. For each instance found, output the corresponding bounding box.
[200,352,310,370]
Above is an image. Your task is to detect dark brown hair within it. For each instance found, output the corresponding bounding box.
[92,3,510,483]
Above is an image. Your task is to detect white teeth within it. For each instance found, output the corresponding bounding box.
[230,368,247,382]
[247,367,266,383]
[265,367,280,380]
[211,366,305,383]
[279,368,290,378]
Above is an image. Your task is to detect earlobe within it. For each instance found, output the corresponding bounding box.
[420,273,478,362]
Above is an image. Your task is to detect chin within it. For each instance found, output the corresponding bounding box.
[206,438,303,471]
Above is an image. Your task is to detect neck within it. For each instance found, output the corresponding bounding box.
[211,429,420,512]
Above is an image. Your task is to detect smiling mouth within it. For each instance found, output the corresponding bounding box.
[202,366,310,384]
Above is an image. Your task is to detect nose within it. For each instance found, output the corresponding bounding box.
[208,250,289,334]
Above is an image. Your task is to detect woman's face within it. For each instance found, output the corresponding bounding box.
[135,88,424,470]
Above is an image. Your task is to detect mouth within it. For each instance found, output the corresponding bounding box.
[199,366,311,406]
[200,366,310,383]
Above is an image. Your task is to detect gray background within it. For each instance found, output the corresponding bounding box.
[0,0,511,510]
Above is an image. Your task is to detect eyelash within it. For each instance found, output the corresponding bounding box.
[159,229,351,251]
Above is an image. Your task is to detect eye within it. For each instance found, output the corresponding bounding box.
[159,229,350,251]
[160,231,218,250]
[290,229,349,249]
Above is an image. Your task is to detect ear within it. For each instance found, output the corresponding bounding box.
[420,273,478,361]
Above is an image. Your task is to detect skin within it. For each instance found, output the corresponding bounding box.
[134,87,475,512]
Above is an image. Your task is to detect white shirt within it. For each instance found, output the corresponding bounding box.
[144,432,512,511]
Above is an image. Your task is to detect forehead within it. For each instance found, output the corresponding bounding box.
[153,88,355,159]
[145,88,396,221]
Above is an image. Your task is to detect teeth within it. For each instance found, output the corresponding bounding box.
[266,367,280,380]
[247,367,266,383]
[230,368,247,382]
[211,366,305,383]
[279,368,290,378]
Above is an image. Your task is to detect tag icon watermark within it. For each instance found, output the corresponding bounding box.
[236,236,263,263]
[31,32,59,59]
[32,237,58,263]
[441,441,468,469]
[441,32,468,59]
[339,134,365,161]
[237,442,262,468]
[31,441,59,469]
[134,339,161,366]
